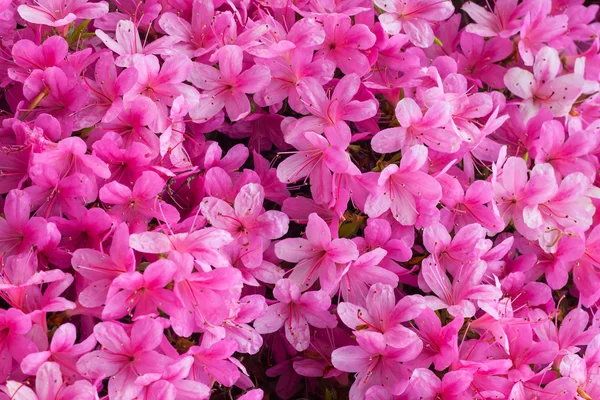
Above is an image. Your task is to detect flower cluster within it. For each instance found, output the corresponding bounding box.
[0,0,599,398]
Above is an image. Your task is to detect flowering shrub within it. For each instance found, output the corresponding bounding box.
[0,0,599,398]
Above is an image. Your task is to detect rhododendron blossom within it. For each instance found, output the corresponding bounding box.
[0,0,599,399]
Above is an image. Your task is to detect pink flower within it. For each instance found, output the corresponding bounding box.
[420,256,501,318]
[134,356,210,400]
[375,0,454,48]
[276,131,351,205]
[18,0,108,27]
[463,0,523,38]
[96,20,178,68]
[76,319,172,399]
[533,120,597,181]
[92,95,160,157]
[364,145,442,226]
[405,369,473,400]
[338,249,400,304]
[438,177,505,232]
[22,66,90,135]
[518,0,568,66]
[274,213,358,291]
[337,283,424,352]
[254,279,337,351]
[129,53,198,129]
[530,307,600,358]
[201,183,289,268]
[9,36,69,83]
[186,339,242,387]
[422,222,488,276]
[32,136,110,181]
[371,97,459,154]
[492,156,558,240]
[457,32,513,89]
[504,46,584,121]
[331,331,413,399]
[189,45,271,122]
[504,323,559,382]
[129,226,234,271]
[293,73,378,142]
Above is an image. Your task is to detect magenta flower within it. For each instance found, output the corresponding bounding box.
[315,14,376,76]
[189,45,271,122]
[492,156,558,240]
[4,362,99,400]
[338,249,399,306]
[129,225,234,271]
[533,120,597,181]
[410,307,463,371]
[0,308,37,379]
[18,0,108,27]
[0,189,52,258]
[530,307,600,358]
[9,36,69,83]
[24,165,95,219]
[254,279,337,351]
[439,177,504,232]
[423,222,488,276]
[32,136,110,181]
[21,323,96,382]
[255,48,335,114]
[22,66,90,135]
[504,323,559,382]
[93,95,160,157]
[99,170,180,233]
[79,53,139,125]
[375,0,454,48]
[129,53,199,129]
[71,223,135,308]
[102,259,179,320]
[274,213,358,291]
[92,131,152,186]
[158,0,217,58]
